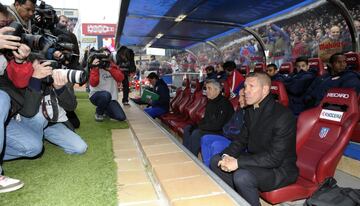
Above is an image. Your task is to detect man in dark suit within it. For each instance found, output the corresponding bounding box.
[210,72,298,206]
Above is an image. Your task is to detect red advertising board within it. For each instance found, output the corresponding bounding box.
[82,23,116,36]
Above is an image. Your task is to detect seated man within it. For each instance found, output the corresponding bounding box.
[266,63,285,81]
[183,79,234,156]
[143,72,170,118]
[210,72,298,206]
[224,61,244,98]
[89,47,126,122]
[201,89,246,167]
[283,56,317,115]
[304,53,360,109]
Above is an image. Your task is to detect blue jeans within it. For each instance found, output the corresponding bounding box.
[0,90,11,174]
[144,107,167,119]
[44,123,87,154]
[89,91,126,121]
[4,112,47,160]
[201,134,231,167]
[5,111,87,160]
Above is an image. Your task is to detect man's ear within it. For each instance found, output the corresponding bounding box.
[263,85,270,95]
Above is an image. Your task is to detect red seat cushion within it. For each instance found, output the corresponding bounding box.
[279,62,294,75]
[271,81,289,107]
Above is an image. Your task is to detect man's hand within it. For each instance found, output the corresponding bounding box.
[92,58,100,66]
[52,69,68,89]
[12,44,31,63]
[53,51,63,61]
[0,27,21,50]
[32,60,53,79]
[218,155,238,172]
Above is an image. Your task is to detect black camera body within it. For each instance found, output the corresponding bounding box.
[89,52,111,69]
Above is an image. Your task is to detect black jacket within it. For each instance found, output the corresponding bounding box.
[222,94,298,191]
[198,94,234,133]
[151,79,170,112]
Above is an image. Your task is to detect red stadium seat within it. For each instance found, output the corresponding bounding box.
[229,95,240,111]
[261,88,359,204]
[350,95,360,143]
[279,62,294,75]
[308,58,326,76]
[270,81,289,107]
[345,52,360,72]
[254,62,266,72]
[239,65,250,76]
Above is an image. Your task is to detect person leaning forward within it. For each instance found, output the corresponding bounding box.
[210,72,298,206]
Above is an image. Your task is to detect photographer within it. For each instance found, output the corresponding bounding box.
[7,0,36,33]
[89,47,126,122]
[0,3,26,193]
[116,46,136,106]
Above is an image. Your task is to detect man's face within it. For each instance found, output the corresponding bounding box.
[59,17,68,27]
[354,20,360,33]
[295,61,309,72]
[205,84,220,100]
[331,55,347,74]
[330,26,340,40]
[266,66,277,77]
[15,0,35,22]
[148,78,156,86]
[0,12,11,28]
[244,77,266,106]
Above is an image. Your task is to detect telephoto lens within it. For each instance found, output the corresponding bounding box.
[56,69,87,84]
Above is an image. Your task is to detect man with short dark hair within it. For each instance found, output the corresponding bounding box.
[223,61,244,98]
[283,56,317,115]
[7,0,36,33]
[266,63,284,81]
[304,53,360,108]
[143,72,170,118]
[211,72,298,206]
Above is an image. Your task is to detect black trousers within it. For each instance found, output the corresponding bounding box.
[122,74,129,103]
[210,154,260,206]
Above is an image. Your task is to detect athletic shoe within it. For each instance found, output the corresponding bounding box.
[0,176,24,193]
[95,113,104,122]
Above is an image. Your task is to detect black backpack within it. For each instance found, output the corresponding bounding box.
[305,177,360,206]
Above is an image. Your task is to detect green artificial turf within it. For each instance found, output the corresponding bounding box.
[0,92,128,206]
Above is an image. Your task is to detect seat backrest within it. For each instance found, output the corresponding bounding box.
[309,58,326,76]
[254,62,265,72]
[270,81,289,107]
[239,65,250,76]
[279,62,294,75]
[170,87,183,111]
[345,52,360,72]
[170,78,190,112]
[173,79,191,114]
[193,97,207,123]
[296,88,359,184]
[183,79,203,117]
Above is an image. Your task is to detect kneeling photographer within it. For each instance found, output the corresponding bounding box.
[89,47,126,122]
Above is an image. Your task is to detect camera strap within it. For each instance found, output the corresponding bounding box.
[42,89,59,122]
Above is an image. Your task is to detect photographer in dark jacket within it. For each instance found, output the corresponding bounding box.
[116,46,136,105]
[143,72,170,118]
[211,72,298,206]
[183,79,234,156]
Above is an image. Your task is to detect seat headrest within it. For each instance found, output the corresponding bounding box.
[240,65,250,75]
[309,58,325,76]
[254,62,265,72]
[279,62,294,74]
[345,52,360,71]
[318,88,358,125]
[270,81,289,107]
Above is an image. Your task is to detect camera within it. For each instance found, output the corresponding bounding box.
[41,60,87,84]
[88,52,111,69]
[5,21,56,52]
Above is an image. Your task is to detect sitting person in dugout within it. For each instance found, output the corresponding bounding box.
[210,72,298,206]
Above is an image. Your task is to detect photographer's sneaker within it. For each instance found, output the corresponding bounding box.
[95,113,104,122]
[0,175,24,193]
[123,101,130,106]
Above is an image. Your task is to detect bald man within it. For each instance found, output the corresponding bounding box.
[318,25,343,62]
[210,72,298,206]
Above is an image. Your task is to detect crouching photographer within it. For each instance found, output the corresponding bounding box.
[88,47,126,122]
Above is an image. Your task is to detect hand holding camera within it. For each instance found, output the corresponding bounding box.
[0,27,21,50]
[12,44,31,63]
[52,69,68,89]
[32,60,53,79]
